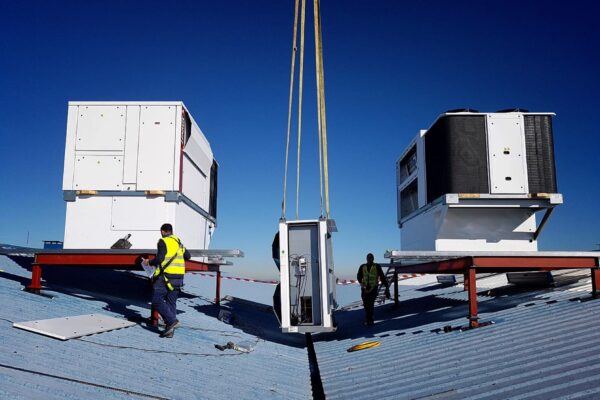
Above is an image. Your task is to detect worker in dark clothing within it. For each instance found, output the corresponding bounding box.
[141,223,190,338]
[357,253,390,326]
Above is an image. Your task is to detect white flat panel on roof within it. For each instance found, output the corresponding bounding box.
[73,155,124,190]
[136,105,177,190]
[13,314,136,340]
[487,114,528,194]
[76,105,126,151]
[111,196,172,231]
[123,105,141,185]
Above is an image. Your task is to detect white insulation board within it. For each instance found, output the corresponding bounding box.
[13,314,136,340]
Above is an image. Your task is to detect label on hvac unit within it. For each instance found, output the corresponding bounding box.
[486,114,528,194]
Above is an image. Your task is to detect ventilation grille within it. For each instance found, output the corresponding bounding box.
[425,115,489,202]
[524,115,557,193]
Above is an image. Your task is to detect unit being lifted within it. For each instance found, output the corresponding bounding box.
[273,0,337,333]
[397,109,562,251]
[62,101,218,250]
[274,219,337,333]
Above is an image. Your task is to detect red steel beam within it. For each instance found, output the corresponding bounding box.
[389,255,599,329]
[467,268,478,329]
[32,253,219,272]
[393,269,399,307]
[215,271,221,304]
[390,257,473,274]
[26,264,42,292]
[472,256,597,270]
[28,252,223,324]
[151,306,160,327]
[592,268,600,299]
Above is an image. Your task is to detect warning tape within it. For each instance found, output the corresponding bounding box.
[190,272,278,285]
[191,272,424,286]
[336,274,424,285]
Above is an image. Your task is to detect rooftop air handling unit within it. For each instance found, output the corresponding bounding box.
[396,109,562,251]
[62,101,218,250]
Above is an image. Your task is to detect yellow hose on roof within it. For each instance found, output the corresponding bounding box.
[347,341,381,352]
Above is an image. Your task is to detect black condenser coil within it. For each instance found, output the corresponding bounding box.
[425,115,489,203]
[524,115,557,193]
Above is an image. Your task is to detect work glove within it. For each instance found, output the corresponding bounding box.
[385,288,391,299]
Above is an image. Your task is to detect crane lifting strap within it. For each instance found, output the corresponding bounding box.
[281,0,331,220]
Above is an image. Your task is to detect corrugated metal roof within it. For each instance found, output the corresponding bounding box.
[313,271,600,400]
[3,253,599,400]
[0,255,311,400]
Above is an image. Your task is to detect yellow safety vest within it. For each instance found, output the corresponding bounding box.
[361,264,379,291]
[153,235,186,277]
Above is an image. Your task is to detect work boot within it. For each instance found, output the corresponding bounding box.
[160,319,180,337]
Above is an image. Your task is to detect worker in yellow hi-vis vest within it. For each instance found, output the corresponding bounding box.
[141,223,190,338]
[357,253,390,326]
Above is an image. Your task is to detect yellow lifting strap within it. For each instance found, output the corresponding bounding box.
[282,0,300,219]
[296,0,306,220]
[281,0,331,220]
[313,0,330,219]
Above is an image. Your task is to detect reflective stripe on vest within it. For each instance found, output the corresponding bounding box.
[153,235,186,277]
[361,264,379,290]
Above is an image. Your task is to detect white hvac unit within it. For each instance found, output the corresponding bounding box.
[274,219,337,333]
[397,109,562,251]
[62,101,218,250]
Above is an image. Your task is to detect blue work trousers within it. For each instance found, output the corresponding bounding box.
[152,278,181,326]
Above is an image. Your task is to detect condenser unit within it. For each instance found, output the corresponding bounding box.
[396,109,562,251]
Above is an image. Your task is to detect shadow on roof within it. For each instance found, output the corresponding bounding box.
[6,255,172,333]
[314,286,563,343]
[192,296,306,348]
[3,255,308,346]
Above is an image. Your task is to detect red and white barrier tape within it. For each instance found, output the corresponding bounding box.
[337,274,424,285]
[191,272,424,285]
[190,272,278,285]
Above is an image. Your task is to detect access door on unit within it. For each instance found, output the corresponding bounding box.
[486,113,528,194]
[288,223,321,325]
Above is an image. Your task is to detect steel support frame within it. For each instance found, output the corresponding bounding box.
[393,269,399,307]
[466,268,478,328]
[26,252,223,325]
[390,255,600,329]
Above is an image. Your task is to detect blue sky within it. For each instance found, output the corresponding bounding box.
[1,1,599,279]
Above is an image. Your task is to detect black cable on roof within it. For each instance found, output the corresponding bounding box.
[75,337,252,357]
